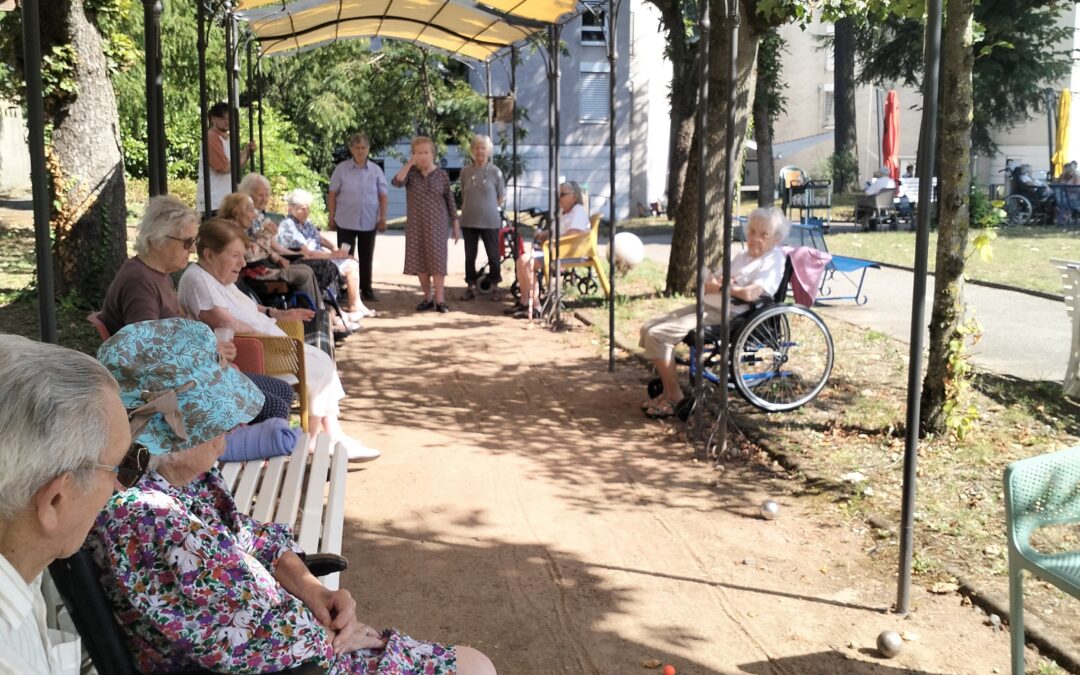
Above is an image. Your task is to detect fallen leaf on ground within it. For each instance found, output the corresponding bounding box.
[929,582,959,595]
[642,658,662,669]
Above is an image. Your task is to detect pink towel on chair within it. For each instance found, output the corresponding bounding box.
[783,246,832,307]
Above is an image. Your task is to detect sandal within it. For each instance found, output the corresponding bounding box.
[641,395,665,411]
[461,287,477,301]
[491,288,504,301]
[644,398,677,419]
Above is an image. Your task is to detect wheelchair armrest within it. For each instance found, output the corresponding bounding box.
[301,552,348,577]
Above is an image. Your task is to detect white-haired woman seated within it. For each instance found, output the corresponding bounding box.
[638,207,790,418]
[277,188,373,320]
[178,217,380,462]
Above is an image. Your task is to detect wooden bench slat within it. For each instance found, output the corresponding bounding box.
[298,434,332,555]
[219,462,242,492]
[252,455,288,523]
[232,460,264,515]
[320,440,349,591]
[276,432,310,527]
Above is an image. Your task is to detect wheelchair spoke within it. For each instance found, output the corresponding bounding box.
[731,305,834,412]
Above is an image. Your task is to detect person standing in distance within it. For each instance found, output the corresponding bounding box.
[196,102,256,217]
[328,133,389,303]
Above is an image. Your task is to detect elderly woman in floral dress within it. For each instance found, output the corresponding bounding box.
[392,136,461,313]
[86,318,497,675]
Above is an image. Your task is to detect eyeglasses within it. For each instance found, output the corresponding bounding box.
[166,235,198,250]
[559,192,573,197]
[90,445,150,489]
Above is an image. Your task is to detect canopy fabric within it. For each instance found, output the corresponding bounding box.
[241,0,541,60]
[1053,88,1070,178]
[468,0,576,23]
[882,89,900,182]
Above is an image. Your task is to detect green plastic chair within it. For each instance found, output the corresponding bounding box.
[1004,445,1080,674]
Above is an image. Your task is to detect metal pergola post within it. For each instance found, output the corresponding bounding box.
[485,61,494,140]
[225,8,241,188]
[896,0,942,615]
[143,0,165,196]
[246,40,256,172]
[547,23,563,327]
[606,0,618,371]
[153,0,168,193]
[256,54,265,174]
[197,0,212,217]
[511,45,519,238]
[20,0,57,343]
[690,0,710,438]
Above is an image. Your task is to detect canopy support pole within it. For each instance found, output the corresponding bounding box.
[143,0,165,196]
[690,0,711,441]
[246,40,256,172]
[256,53,265,174]
[485,61,494,140]
[21,0,56,343]
[897,0,942,615]
[607,0,618,371]
[511,45,518,236]
[547,23,564,329]
[225,8,241,189]
[197,0,212,217]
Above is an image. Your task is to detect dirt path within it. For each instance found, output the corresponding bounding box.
[331,273,1026,675]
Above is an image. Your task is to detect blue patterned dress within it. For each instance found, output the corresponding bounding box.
[85,468,458,674]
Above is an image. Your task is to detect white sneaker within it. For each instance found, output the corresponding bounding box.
[335,436,381,462]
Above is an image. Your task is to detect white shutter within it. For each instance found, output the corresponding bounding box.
[579,70,610,123]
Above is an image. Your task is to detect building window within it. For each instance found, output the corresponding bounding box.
[579,63,610,123]
[821,85,835,129]
[581,10,606,44]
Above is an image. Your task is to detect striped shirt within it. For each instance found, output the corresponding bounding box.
[0,555,80,674]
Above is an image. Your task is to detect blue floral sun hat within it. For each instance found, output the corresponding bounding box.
[97,318,265,455]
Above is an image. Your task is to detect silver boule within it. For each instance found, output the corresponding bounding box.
[876,630,903,658]
[759,500,780,520]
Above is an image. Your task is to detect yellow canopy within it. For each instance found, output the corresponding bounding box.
[1053,89,1071,178]
[470,0,577,23]
[242,0,543,59]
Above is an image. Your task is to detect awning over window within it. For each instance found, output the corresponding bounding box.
[240,0,549,59]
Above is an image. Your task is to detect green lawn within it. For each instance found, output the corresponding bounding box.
[825,227,1080,294]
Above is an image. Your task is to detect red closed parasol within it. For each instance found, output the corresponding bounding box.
[883,90,900,182]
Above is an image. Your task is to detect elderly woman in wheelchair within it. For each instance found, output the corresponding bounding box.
[639,207,789,418]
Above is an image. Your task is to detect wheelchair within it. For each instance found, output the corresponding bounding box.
[1003,167,1056,226]
[647,258,835,415]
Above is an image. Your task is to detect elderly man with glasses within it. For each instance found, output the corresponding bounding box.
[0,335,144,673]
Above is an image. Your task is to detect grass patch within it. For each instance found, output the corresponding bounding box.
[825,227,1080,294]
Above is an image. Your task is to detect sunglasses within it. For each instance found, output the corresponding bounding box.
[90,444,150,489]
[166,235,198,250]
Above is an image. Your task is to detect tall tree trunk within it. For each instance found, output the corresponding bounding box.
[920,0,974,434]
[833,16,858,194]
[666,3,761,294]
[42,0,127,305]
[651,0,698,220]
[753,66,775,206]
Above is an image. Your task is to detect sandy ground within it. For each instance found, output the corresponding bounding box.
[329,264,1031,674]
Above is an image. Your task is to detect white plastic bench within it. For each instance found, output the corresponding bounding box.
[219,432,349,589]
[1049,259,1080,398]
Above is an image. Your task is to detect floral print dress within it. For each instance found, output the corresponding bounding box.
[85,468,458,674]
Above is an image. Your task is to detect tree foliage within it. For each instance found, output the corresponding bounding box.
[852,0,1076,154]
[261,40,487,172]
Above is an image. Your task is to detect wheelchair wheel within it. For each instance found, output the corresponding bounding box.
[476,272,493,294]
[731,305,833,412]
[1004,195,1032,226]
[646,377,663,400]
[575,270,599,296]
